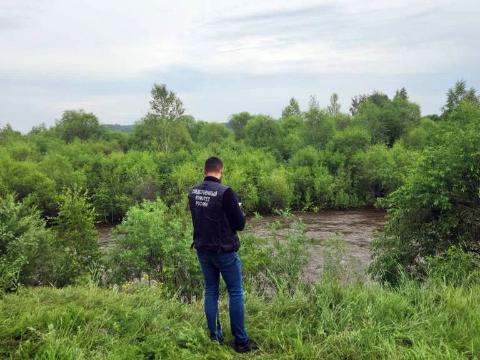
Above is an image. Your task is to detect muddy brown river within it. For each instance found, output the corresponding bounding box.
[246,209,385,282]
[98,209,385,282]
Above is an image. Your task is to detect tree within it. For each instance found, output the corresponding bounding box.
[90,151,160,223]
[402,117,438,149]
[278,115,305,160]
[0,124,21,145]
[149,83,185,120]
[228,112,252,140]
[327,93,341,116]
[131,114,193,153]
[368,92,390,107]
[304,106,335,150]
[442,80,479,117]
[196,123,233,146]
[282,98,301,118]
[52,187,99,286]
[0,193,53,290]
[394,87,409,101]
[107,199,200,294]
[257,168,292,212]
[370,101,480,283]
[54,110,104,143]
[327,126,371,159]
[355,92,420,146]
[244,115,281,154]
[349,94,367,115]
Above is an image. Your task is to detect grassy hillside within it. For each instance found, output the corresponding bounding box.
[1,279,479,359]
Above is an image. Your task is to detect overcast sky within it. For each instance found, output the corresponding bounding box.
[1,0,479,132]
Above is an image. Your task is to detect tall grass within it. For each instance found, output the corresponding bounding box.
[1,277,479,359]
[1,207,478,359]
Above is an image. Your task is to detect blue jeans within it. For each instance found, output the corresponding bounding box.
[196,250,249,345]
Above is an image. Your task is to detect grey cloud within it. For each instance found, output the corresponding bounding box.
[210,3,339,24]
[0,1,479,132]
[0,15,24,30]
[204,3,473,52]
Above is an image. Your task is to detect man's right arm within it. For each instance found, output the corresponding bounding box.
[223,188,246,231]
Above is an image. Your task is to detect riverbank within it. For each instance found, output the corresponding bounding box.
[247,209,385,282]
[1,278,478,359]
[97,209,386,283]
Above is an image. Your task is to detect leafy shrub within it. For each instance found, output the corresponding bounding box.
[54,110,105,143]
[326,126,371,159]
[257,168,292,212]
[370,101,480,283]
[0,152,57,214]
[196,122,233,146]
[0,194,53,290]
[51,187,99,286]
[89,151,160,223]
[107,199,201,298]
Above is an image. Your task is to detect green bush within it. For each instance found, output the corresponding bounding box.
[370,101,480,283]
[107,199,201,298]
[196,122,233,146]
[0,194,54,291]
[54,110,105,143]
[257,168,292,212]
[326,125,371,159]
[51,187,99,286]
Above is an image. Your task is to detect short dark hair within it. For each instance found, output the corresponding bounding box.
[204,156,223,173]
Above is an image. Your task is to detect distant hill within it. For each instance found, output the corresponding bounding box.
[103,124,134,133]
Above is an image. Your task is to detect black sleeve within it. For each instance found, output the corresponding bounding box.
[223,188,246,231]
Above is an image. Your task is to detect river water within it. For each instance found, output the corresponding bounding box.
[246,209,385,282]
[97,209,385,282]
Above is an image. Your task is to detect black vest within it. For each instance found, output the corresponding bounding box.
[188,180,240,253]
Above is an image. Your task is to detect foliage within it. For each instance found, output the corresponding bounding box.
[196,122,233,146]
[257,167,292,213]
[281,97,301,118]
[426,246,480,287]
[355,91,421,146]
[89,151,159,223]
[2,82,462,217]
[327,125,370,159]
[244,115,281,155]
[131,114,193,153]
[442,80,479,117]
[107,199,200,297]
[51,187,99,286]
[401,117,438,149]
[227,112,251,140]
[327,93,341,116]
[304,107,335,150]
[370,100,480,283]
[2,80,480,291]
[149,83,185,120]
[54,110,105,143]
[0,194,53,290]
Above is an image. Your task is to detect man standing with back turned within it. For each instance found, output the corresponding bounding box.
[188,156,258,353]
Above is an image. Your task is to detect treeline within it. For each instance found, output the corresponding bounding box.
[0,81,479,289]
[3,82,476,220]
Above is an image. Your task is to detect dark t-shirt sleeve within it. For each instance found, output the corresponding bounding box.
[223,188,246,231]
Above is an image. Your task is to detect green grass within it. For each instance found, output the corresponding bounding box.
[1,279,479,359]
